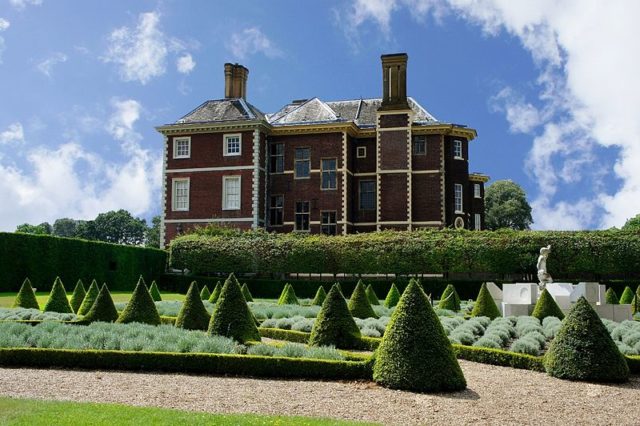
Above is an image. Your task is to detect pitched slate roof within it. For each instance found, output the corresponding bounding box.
[175,98,265,124]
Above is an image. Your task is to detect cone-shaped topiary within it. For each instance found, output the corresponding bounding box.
[544,297,629,382]
[149,281,162,302]
[208,273,260,343]
[365,284,380,305]
[619,286,634,304]
[208,281,222,304]
[43,277,73,313]
[633,292,639,315]
[437,284,461,312]
[532,288,565,320]
[82,284,118,323]
[471,283,501,320]
[373,279,466,392]
[311,286,327,306]
[12,278,40,310]
[605,287,619,305]
[200,285,211,300]
[77,280,99,316]
[335,282,344,296]
[116,276,161,325]
[348,280,378,319]
[241,283,254,302]
[309,284,361,348]
[176,281,211,331]
[384,283,401,308]
[69,279,86,313]
[278,283,300,305]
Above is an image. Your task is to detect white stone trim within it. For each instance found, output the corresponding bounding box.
[440,134,446,224]
[413,221,443,226]
[165,218,253,224]
[378,221,410,225]
[406,121,412,231]
[352,222,377,226]
[376,122,381,231]
[166,165,259,173]
[377,126,411,132]
[263,135,269,228]
[251,129,260,229]
[411,169,440,174]
[378,169,410,174]
[160,135,168,249]
[354,172,376,177]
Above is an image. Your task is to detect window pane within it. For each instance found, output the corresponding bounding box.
[454,184,463,212]
[224,177,240,209]
[359,181,376,210]
[295,160,309,178]
[321,158,337,189]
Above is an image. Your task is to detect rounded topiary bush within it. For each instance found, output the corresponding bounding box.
[373,279,466,392]
[176,281,211,331]
[384,283,401,308]
[82,284,119,323]
[348,280,378,319]
[619,286,634,304]
[471,283,501,320]
[116,276,161,325]
[208,273,260,343]
[438,284,461,312]
[200,285,211,301]
[241,283,254,302]
[311,286,327,306]
[544,297,629,382]
[605,287,619,305]
[69,279,86,313]
[77,280,100,316]
[278,283,299,305]
[532,288,565,320]
[365,284,380,305]
[43,277,73,313]
[12,278,40,310]
[149,281,162,302]
[208,281,222,304]
[309,284,361,349]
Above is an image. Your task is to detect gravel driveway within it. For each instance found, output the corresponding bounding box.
[0,361,638,425]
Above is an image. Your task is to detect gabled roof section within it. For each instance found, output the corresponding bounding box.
[175,98,265,124]
[268,97,339,125]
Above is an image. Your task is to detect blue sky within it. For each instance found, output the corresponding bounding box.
[1,0,638,231]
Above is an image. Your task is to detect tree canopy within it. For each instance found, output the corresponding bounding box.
[622,214,640,231]
[484,180,533,230]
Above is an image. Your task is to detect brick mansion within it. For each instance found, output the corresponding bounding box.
[156,53,489,248]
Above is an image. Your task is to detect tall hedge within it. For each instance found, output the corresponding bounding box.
[43,277,72,313]
[12,278,39,310]
[168,229,640,278]
[0,232,166,292]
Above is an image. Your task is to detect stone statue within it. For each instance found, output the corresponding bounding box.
[537,245,553,290]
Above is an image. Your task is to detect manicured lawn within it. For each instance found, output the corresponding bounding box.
[0,397,372,425]
[0,292,186,308]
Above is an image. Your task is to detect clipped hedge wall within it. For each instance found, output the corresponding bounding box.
[0,232,167,292]
[169,229,640,279]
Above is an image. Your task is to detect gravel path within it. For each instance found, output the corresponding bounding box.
[0,361,638,425]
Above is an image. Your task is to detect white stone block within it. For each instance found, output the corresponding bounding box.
[503,283,538,305]
[485,282,503,299]
[593,304,614,321]
[546,283,573,310]
[598,285,606,304]
[501,303,533,317]
[571,282,600,303]
[614,305,633,322]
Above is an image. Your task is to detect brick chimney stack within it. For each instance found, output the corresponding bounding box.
[379,53,409,111]
[224,63,249,99]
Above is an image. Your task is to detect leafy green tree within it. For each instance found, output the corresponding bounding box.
[88,210,147,245]
[484,180,533,230]
[145,215,161,248]
[52,218,81,237]
[15,222,52,235]
[622,214,640,231]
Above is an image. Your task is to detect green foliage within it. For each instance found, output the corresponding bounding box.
[147,281,162,301]
[208,281,222,303]
[43,277,73,313]
[175,281,211,331]
[0,232,166,293]
[77,209,148,245]
[69,279,86,313]
[77,280,99,316]
[309,284,361,349]
[544,297,629,382]
[365,284,379,305]
[259,327,310,344]
[82,284,118,323]
[208,273,261,343]
[622,213,640,231]
[116,276,161,325]
[383,283,401,308]
[633,291,639,315]
[452,344,545,372]
[52,218,81,238]
[12,278,40,310]
[241,283,254,302]
[15,222,52,235]
[531,288,565,320]
[199,285,211,300]
[471,283,501,320]
[311,286,327,306]
[278,284,300,305]
[605,287,619,305]
[145,215,161,248]
[347,280,378,319]
[438,284,461,311]
[619,286,635,304]
[373,280,466,392]
[484,180,533,230]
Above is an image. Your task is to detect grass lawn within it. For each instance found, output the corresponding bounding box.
[0,292,186,308]
[0,397,373,425]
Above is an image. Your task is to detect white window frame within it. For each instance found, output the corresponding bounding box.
[172,178,190,211]
[454,183,463,213]
[223,133,242,157]
[475,213,481,231]
[321,158,337,190]
[295,201,310,232]
[222,175,241,210]
[474,183,481,198]
[173,137,191,159]
[356,146,367,158]
[294,147,311,179]
[453,139,463,160]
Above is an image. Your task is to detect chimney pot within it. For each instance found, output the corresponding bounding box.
[224,63,249,100]
[379,53,409,110]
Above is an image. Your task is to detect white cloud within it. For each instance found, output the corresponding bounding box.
[227,27,282,60]
[0,122,24,144]
[344,0,640,229]
[0,18,9,64]
[176,53,195,74]
[36,52,68,77]
[9,0,42,10]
